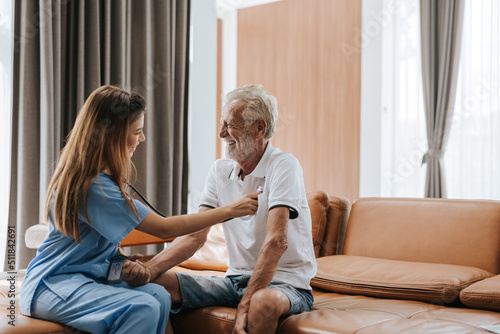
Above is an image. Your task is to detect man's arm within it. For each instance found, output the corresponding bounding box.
[233,206,289,333]
[122,206,213,286]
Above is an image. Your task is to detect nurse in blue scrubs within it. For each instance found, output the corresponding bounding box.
[20,85,259,334]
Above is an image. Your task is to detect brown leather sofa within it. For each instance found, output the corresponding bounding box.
[3,191,500,333]
[170,193,500,334]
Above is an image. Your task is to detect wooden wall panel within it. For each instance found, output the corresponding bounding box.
[237,0,362,200]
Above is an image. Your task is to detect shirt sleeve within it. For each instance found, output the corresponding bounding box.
[267,155,305,219]
[199,161,220,208]
[83,175,150,245]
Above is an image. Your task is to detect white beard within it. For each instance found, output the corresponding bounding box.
[225,131,255,162]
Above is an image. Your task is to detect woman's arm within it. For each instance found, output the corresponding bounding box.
[135,192,259,239]
[122,207,213,286]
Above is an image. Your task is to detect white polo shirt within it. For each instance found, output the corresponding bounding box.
[199,142,317,290]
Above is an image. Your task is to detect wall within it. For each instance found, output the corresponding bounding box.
[360,0,384,197]
[188,0,217,212]
[237,0,362,200]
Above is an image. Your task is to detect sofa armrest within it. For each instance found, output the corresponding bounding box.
[318,195,350,257]
[25,224,49,249]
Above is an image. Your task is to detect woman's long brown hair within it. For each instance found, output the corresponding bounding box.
[44,85,146,242]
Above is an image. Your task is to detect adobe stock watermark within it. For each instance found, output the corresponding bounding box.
[135,64,170,95]
[274,106,296,135]
[340,0,416,61]
[5,226,17,327]
[451,78,500,130]
[383,139,428,187]
[383,78,500,187]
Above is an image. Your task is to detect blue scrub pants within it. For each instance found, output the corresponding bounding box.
[31,280,171,334]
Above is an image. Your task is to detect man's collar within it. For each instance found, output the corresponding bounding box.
[250,141,273,177]
[228,142,274,180]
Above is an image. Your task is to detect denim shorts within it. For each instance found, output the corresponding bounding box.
[171,273,313,316]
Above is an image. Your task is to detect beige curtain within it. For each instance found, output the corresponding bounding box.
[5,0,190,270]
[420,0,464,198]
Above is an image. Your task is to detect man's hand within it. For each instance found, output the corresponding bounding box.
[233,306,249,334]
[121,254,153,286]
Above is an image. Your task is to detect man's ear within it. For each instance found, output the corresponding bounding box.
[256,119,266,138]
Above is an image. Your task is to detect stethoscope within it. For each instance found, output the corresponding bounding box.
[127,182,167,218]
[127,181,264,220]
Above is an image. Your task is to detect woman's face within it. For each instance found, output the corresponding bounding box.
[127,114,146,157]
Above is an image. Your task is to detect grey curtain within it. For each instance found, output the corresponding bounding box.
[420,0,464,198]
[5,0,190,270]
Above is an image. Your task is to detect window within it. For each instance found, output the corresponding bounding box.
[381,0,500,200]
[381,0,426,197]
[0,0,13,268]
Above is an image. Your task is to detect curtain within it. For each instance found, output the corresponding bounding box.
[5,0,190,270]
[419,0,465,198]
[445,0,500,200]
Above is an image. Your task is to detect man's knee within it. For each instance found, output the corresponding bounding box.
[248,289,290,324]
[153,271,182,305]
[247,289,290,333]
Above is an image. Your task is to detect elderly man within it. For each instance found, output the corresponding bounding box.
[123,85,317,334]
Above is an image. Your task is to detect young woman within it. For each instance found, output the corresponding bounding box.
[20,85,258,334]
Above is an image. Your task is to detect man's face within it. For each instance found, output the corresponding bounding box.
[219,100,257,162]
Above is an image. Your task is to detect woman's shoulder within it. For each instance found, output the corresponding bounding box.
[88,173,122,199]
[92,173,118,188]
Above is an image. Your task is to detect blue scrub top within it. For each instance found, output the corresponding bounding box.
[20,173,151,316]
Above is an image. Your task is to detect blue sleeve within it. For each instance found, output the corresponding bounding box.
[82,174,150,245]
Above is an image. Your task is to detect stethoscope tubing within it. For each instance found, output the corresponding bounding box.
[127,183,167,218]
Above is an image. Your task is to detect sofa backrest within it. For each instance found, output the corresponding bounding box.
[342,198,500,274]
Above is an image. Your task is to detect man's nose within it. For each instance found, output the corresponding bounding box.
[219,125,227,138]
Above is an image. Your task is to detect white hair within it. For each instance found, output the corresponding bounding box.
[225,85,278,140]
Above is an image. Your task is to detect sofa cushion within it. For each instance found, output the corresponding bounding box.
[180,191,332,271]
[311,255,494,303]
[0,298,70,334]
[460,275,500,312]
[179,223,229,271]
[0,271,88,334]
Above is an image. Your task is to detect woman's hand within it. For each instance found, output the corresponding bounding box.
[229,192,259,218]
